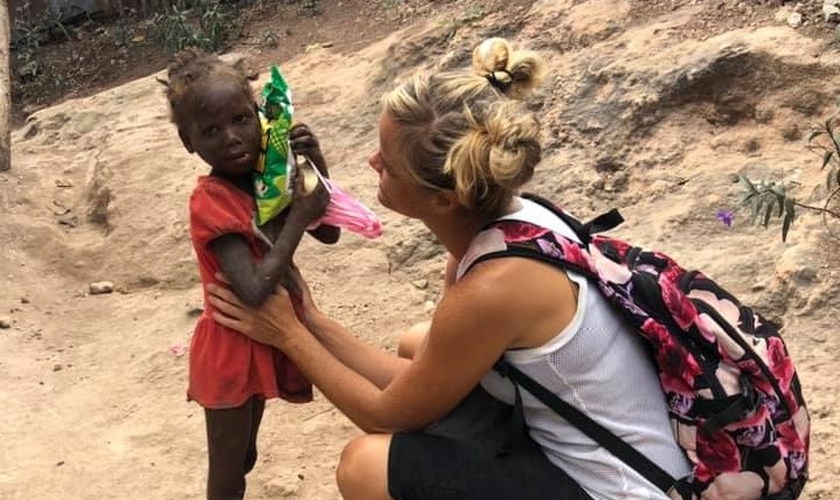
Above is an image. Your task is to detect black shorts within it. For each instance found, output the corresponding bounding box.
[387,387,593,500]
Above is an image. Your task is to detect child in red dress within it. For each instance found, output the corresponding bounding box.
[160,49,340,500]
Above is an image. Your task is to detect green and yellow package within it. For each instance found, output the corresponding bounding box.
[253,66,295,226]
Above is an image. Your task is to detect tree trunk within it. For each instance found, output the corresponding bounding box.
[0,0,10,172]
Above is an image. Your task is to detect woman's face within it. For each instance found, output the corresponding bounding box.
[369,112,433,217]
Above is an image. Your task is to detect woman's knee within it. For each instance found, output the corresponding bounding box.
[397,320,430,359]
[336,434,392,500]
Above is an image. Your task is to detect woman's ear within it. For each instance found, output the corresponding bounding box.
[179,129,194,153]
[431,189,461,212]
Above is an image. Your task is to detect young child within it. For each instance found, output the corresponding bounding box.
[161,49,340,500]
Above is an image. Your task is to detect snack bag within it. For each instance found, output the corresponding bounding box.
[254,65,383,238]
[295,155,383,239]
[254,66,295,226]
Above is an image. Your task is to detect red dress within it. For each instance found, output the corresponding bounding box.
[187,175,313,409]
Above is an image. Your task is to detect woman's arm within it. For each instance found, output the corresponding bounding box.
[210,278,506,432]
[209,257,575,433]
[306,312,410,389]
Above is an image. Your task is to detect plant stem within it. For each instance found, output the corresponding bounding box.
[794,198,840,219]
[829,123,840,161]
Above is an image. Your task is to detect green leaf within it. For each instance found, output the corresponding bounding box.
[822,150,834,170]
[751,196,764,224]
[782,210,793,242]
[807,129,825,143]
[782,199,796,242]
[763,198,775,228]
[739,175,758,194]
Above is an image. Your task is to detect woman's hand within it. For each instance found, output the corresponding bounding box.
[207,281,308,350]
[287,264,322,327]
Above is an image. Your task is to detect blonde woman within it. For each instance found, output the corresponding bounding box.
[208,38,691,500]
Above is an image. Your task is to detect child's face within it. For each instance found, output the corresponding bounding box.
[179,78,261,176]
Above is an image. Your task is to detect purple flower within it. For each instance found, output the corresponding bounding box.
[716,209,735,228]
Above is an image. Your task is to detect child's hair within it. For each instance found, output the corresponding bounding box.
[381,37,546,221]
[159,48,257,129]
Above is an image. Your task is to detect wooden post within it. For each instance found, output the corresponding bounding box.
[0,0,10,172]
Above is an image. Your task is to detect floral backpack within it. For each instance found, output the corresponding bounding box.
[468,193,810,500]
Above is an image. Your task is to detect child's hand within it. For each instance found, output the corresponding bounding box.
[291,174,329,225]
[290,123,328,177]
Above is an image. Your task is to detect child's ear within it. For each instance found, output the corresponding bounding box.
[178,129,194,153]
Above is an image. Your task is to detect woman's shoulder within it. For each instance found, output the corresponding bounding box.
[451,257,564,307]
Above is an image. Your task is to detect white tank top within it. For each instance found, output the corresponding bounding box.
[458,197,692,500]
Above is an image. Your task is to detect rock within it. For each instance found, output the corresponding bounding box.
[53,364,63,372]
[824,3,840,23]
[787,13,803,28]
[20,297,30,304]
[774,7,794,23]
[412,279,429,290]
[55,179,73,188]
[263,477,301,497]
[89,281,114,295]
[423,300,436,314]
[0,316,11,329]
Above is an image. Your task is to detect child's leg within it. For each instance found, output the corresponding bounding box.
[205,396,264,500]
[244,398,265,474]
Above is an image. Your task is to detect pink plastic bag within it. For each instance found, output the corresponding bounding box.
[308,178,382,238]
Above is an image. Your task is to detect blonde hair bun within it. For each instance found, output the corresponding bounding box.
[471,37,546,99]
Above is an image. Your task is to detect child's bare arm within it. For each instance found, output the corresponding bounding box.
[290,123,341,245]
[210,183,329,308]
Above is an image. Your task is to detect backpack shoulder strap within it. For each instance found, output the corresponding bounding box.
[494,360,679,494]
[520,192,624,244]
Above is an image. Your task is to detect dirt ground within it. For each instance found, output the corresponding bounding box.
[3,1,840,499]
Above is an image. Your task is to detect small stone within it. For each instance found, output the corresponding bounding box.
[56,461,64,467]
[787,12,803,28]
[412,279,429,290]
[423,300,436,314]
[774,7,792,23]
[0,316,11,329]
[186,304,204,317]
[824,4,840,23]
[20,297,30,304]
[89,281,114,295]
[53,364,63,372]
[55,179,73,188]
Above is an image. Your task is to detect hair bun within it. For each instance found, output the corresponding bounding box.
[473,38,511,73]
[471,37,546,100]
